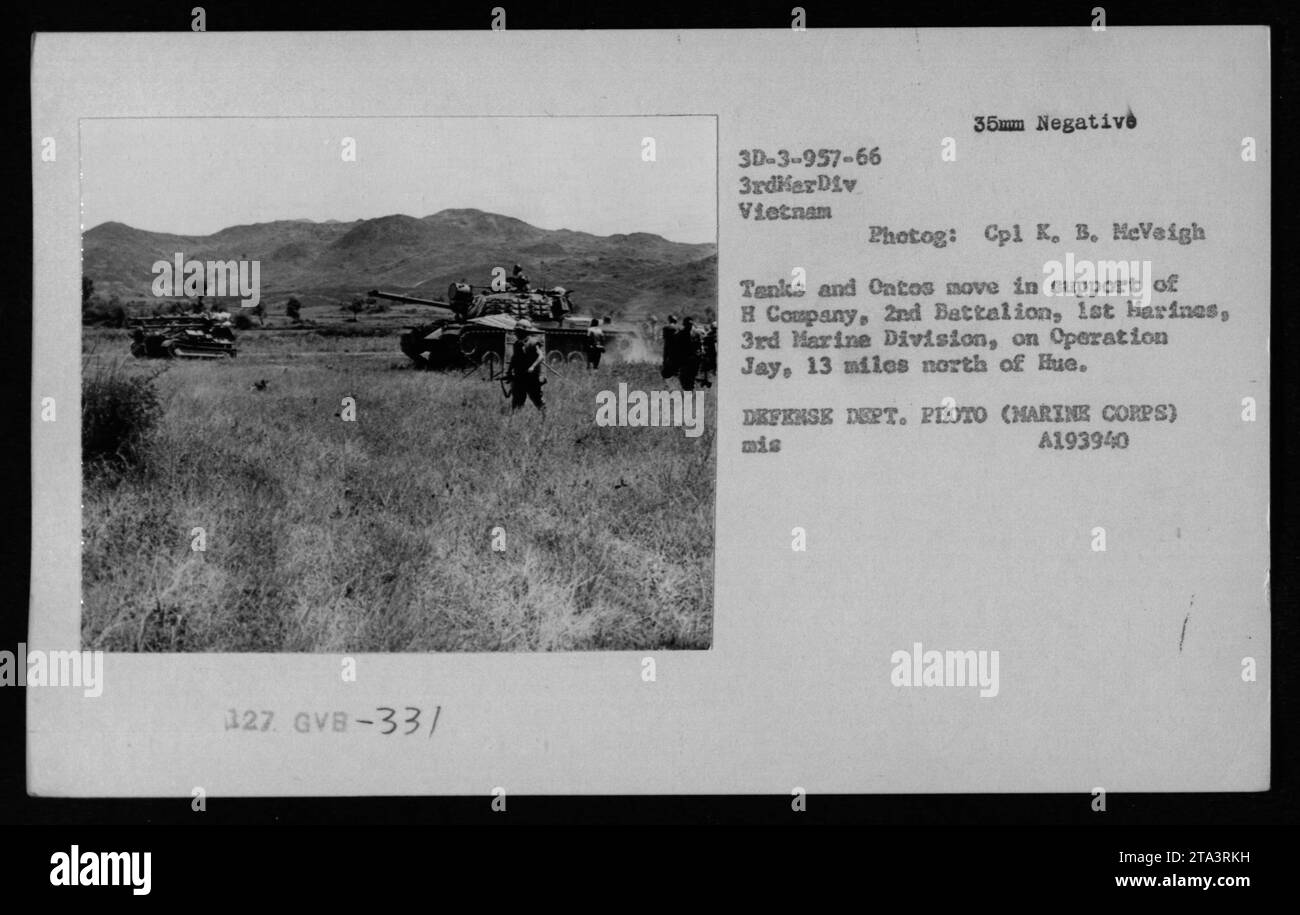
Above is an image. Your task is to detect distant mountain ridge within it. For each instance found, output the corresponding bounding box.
[83,209,717,318]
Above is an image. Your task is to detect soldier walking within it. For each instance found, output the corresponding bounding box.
[509,320,546,412]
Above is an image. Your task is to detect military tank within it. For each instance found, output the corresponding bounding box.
[369,281,635,370]
[128,314,238,359]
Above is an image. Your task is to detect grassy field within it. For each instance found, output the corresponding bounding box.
[81,334,714,652]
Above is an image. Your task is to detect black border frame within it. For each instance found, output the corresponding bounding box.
[2,0,1293,830]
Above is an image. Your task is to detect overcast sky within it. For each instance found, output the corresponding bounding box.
[80,116,716,244]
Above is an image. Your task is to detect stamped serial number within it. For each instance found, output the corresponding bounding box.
[224,706,442,737]
[739,146,881,168]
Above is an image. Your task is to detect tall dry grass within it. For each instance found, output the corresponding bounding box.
[81,353,714,652]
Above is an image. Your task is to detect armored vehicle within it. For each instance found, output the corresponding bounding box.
[128,315,238,359]
[369,282,634,370]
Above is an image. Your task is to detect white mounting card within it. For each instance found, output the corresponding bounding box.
[30,27,1268,795]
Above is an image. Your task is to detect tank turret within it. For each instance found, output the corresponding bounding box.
[371,280,634,369]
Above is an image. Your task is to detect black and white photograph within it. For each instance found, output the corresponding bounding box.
[78,116,717,652]
[6,8,1288,865]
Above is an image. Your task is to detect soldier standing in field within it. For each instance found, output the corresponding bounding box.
[509,319,546,412]
[586,318,605,370]
[675,316,703,391]
[661,314,679,379]
[700,320,718,388]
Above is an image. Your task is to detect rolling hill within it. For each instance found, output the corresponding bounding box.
[83,209,717,319]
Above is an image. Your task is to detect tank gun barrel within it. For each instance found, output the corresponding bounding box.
[371,287,457,309]
[367,289,456,316]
